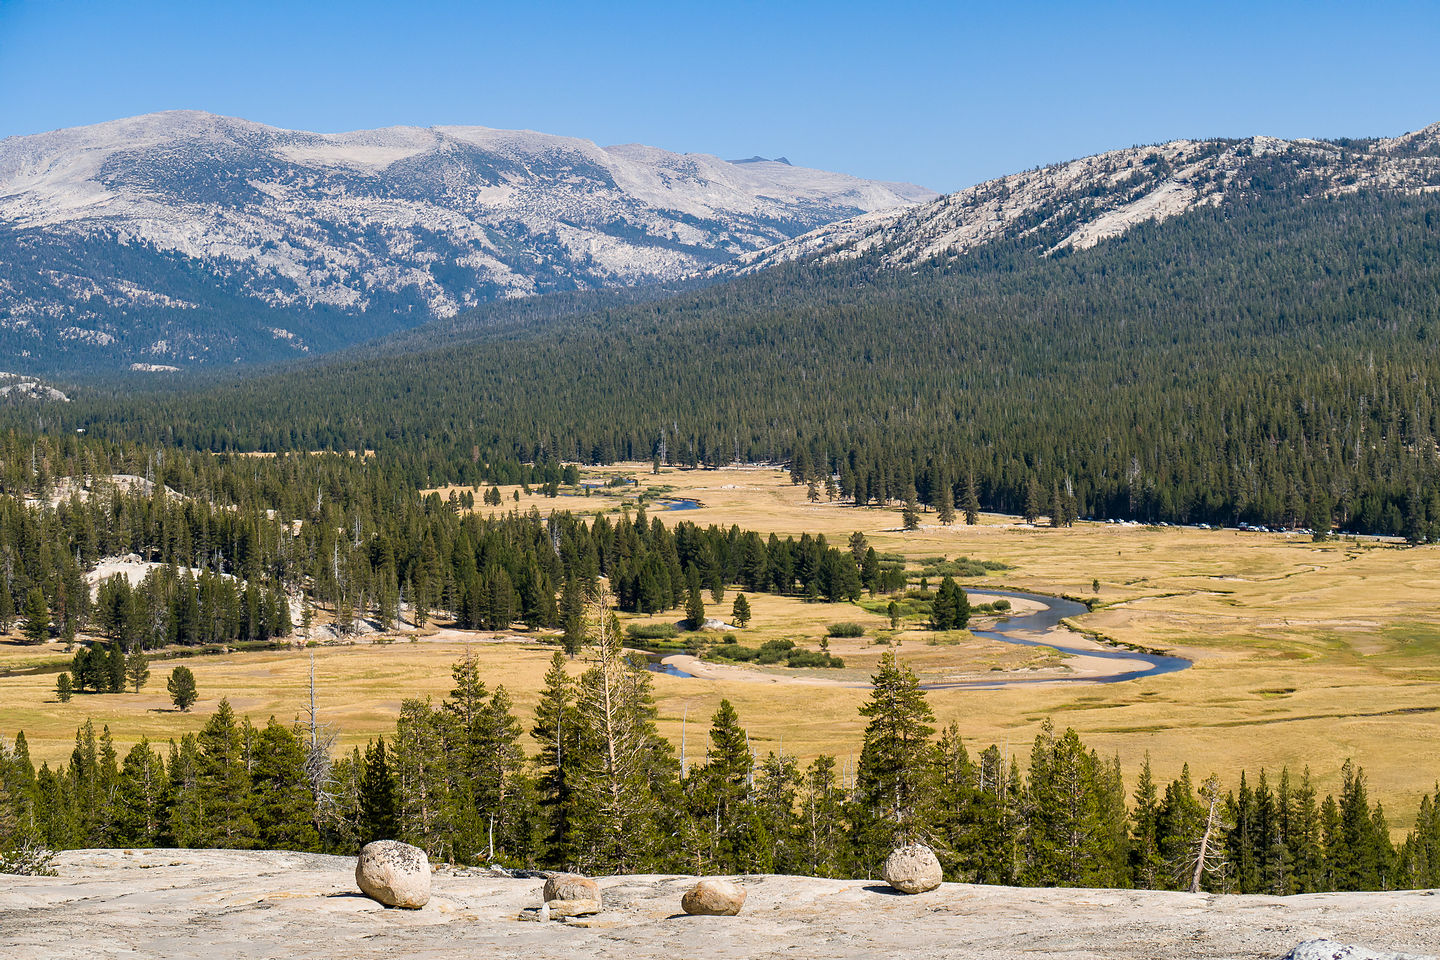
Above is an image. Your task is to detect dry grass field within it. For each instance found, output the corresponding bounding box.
[5,463,1440,830]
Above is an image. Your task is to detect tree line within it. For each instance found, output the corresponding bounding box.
[0,430,900,655]
[3,630,1435,893]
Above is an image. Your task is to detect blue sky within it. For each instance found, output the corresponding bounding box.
[1,0,1436,192]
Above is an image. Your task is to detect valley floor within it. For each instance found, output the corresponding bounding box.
[7,464,1440,831]
[1,849,1437,959]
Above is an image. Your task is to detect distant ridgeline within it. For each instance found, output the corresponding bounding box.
[1,654,1435,896]
[26,184,1440,537]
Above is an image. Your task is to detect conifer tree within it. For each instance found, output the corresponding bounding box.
[1187,774,1228,893]
[359,736,398,845]
[20,588,48,645]
[531,652,576,860]
[1024,721,1125,886]
[390,698,455,859]
[125,650,150,693]
[93,727,121,846]
[684,580,707,630]
[861,548,881,593]
[854,652,936,860]
[197,699,258,848]
[1023,478,1042,525]
[167,666,198,711]
[566,588,675,873]
[901,484,921,531]
[753,751,802,874]
[930,576,970,631]
[1289,767,1327,893]
[115,739,166,846]
[936,473,956,525]
[67,721,100,845]
[105,644,126,693]
[324,748,365,853]
[55,673,72,703]
[251,719,320,852]
[691,699,754,872]
[1130,755,1164,889]
[963,472,981,525]
[0,586,14,634]
[1333,760,1386,890]
[559,574,586,656]
[473,685,535,861]
[731,593,751,628]
[800,755,850,878]
[847,532,869,565]
[165,734,205,848]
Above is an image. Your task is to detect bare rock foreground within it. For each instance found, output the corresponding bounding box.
[3,849,1439,959]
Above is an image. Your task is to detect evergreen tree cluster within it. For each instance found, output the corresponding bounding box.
[1,651,1428,893]
[0,434,884,647]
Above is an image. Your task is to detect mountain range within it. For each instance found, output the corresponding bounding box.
[0,111,932,370]
[3,113,1439,374]
[728,123,1440,274]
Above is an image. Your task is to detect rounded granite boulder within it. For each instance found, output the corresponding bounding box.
[681,877,747,916]
[882,843,943,894]
[355,840,431,909]
[543,873,601,904]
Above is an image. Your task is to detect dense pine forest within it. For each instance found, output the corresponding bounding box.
[2,648,1435,895]
[22,184,1440,536]
[0,432,899,657]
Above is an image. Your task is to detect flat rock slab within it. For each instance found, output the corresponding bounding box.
[2,850,1440,960]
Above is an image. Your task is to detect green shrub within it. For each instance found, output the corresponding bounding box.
[756,638,795,664]
[915,556,1014,579]
[787,649,846,668]
[826,622,865,638]
[705,638,843,669]
[708,643,759,662]
[626,623,680,640]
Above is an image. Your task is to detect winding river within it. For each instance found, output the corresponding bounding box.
[648,588,1190,688]
[929,589,1191,688]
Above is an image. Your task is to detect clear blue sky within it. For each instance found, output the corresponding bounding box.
[1,0,1436,192]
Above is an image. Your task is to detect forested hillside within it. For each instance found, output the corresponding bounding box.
[35,184,1440,536]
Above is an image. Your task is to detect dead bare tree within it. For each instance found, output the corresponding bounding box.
[303,654,337,815]
[1188,774,1229,893]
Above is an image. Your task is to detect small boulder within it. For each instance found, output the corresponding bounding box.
[545,897,602,918]
[543,873,600,904]
[1283,941,1428,960]
[681,877,747,916]
[355,839,431,909]
[882,842,942,894]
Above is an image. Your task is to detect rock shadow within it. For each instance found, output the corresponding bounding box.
[862,884,909,896]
